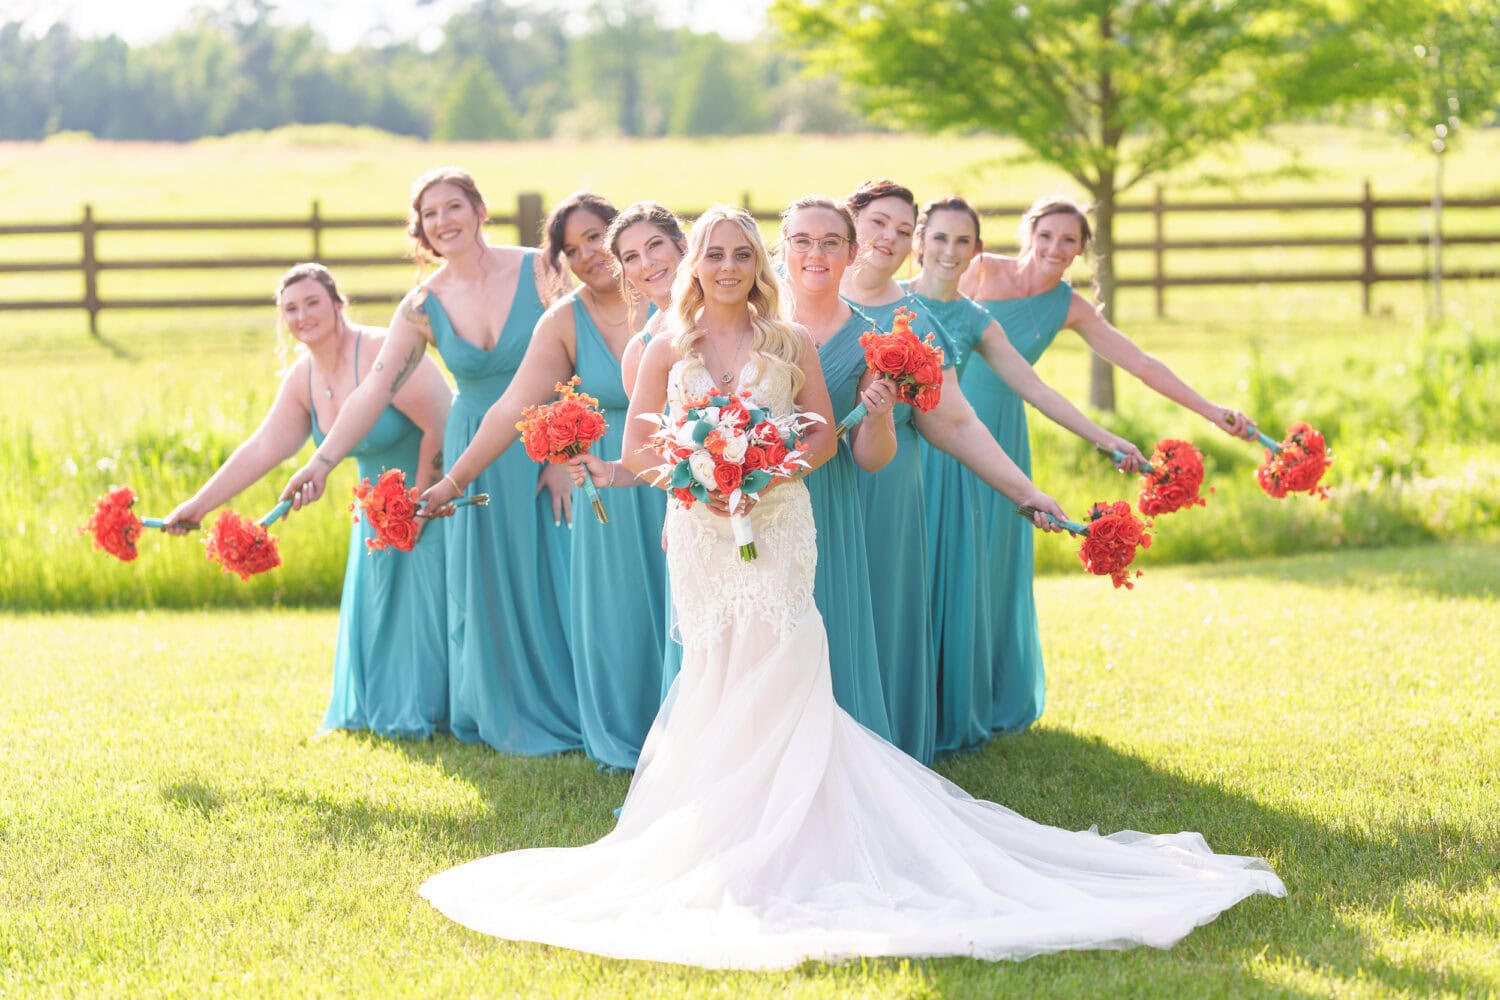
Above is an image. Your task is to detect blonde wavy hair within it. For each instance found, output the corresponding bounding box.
[670,206,804,397]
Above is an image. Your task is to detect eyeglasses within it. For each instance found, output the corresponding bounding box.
[783,235,850,254]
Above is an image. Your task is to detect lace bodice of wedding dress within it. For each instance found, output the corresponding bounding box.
[419,355,1284,970]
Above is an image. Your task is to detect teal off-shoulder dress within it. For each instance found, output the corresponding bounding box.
[910,291,1004,755]
[806,308,890,741]
[312,335,448,738]
[424,252,582,754]
[960,281,1073,734]
[569,295,670,769]
[847,293,950,765]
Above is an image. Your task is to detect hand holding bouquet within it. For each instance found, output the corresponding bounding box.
[641,390,821,561]
[518,376,611,523]
[1136,439,1210,517]
[837,306,945,436]
[352,468,488,552]
[1017,499,1153,589]
[203,501,290,581]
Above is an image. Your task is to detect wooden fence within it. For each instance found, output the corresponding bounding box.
[2,185,1497,336]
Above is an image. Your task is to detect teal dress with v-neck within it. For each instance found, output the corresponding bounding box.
[423,251,582,754]
[910,291,1004,755]
[961,281,1073,734]
[847,293,949,765]
[311,335,448,738]
[569,295,669,769]
[805,308,890,742]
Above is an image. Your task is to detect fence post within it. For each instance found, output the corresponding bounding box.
[1153,184,1166,318]
[82,203,99,338]
[516,192,543,247]
[1360,179,1376,316]
[310,199,323,260]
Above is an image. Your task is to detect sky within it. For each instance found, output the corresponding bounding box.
[10,0,771,49]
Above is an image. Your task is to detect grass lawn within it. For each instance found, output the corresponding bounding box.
[2,542,1496,998]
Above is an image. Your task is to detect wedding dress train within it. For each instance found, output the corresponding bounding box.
[418,359,1284,968]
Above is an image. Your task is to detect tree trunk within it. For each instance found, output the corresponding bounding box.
[1090,183,1118,411]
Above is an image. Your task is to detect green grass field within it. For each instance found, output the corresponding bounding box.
[3,543,1496,998]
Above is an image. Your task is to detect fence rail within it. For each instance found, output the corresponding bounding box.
[1,185,1496,335]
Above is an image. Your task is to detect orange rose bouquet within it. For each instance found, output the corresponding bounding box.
[1254,422,1332,500]
[80,486,190,561]
[351,468,487,552]
[640,389,821,561]
[836,306,946,436]
[1017,499,1153,589]
[1136,439,1211,518]
[517,376,611,523]
[203,500,290,581]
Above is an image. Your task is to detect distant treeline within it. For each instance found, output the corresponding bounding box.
[1,0,865,142]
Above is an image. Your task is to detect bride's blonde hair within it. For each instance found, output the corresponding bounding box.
[671,206,804,396]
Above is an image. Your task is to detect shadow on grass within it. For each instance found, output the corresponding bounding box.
[933,726,1496,997]
[161,724,1495,996]
[1187,539,1500,602]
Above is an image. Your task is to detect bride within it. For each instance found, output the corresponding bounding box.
[418,206,1285,969]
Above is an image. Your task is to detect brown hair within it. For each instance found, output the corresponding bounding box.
[605,201,686,326]
[274,262,347,372]
[845,178,917,219]
[915,195,982,266]
[779,194,857,247]
[406,167,487,265]
[539,190,619,304]
[1019,195,1094,255]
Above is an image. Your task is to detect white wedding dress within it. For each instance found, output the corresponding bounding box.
[419,359,1285,969]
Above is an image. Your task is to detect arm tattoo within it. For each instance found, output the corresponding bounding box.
[315,454,335,469]
[430,451,444,474]
[388,346,424,397]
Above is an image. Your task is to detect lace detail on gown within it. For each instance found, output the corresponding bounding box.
[664,359,816,649]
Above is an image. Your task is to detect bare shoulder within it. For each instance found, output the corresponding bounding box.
[279,354,312,405]
[399,286,432,329]
[787,322,817,362]
[641,329,681,368]
[968,253,1022,298]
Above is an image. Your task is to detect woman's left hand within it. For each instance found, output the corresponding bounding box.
[1021,489,1071,533]
[568,453,612,489]
[860,376,897,419]
[418,475,461,519]
[538,462,574,527]
[704,489,757,519]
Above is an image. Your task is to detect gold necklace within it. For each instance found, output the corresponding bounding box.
[315,325,352,400]
[587,287,629,330]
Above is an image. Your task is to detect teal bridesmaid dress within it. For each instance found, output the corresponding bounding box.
[960,281,1073,734]
[424,252,582,754]
[635,331,687,704]
[805,308,891,741]
[311,336,448,738]
[569,295,669,769]
[911,291,1002,754]
[847,293,948,765]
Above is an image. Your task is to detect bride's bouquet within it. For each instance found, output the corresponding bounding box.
[640,390,821,561]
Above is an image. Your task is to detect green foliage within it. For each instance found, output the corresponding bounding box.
[432,59,521,141]
[4,542,1498,995]
[669,36,768,137]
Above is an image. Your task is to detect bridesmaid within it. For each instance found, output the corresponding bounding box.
[422,192,670,771]
[607,202,688,702]
[168,263,451,738]
[840,179,1073,764]
[778,195,896,742]
[282,167,582,756]
[953,195,1254,735]
[903,194,1145,754]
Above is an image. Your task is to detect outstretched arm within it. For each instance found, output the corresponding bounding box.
[388,353,453,495]
[166,365,313,531]
[280,290,434,507]
[913,368,1069,529]
[1066,293,1253,438]
[975,317,1146,470]
[418,302,577,515]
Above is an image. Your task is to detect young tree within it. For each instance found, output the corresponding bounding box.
[433,58,521,141]
[772,0,1385,408]
[1359,0,1500,323]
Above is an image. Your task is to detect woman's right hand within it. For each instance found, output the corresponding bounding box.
[568,453,612,489]
[163,498,209,535]
[1020,489,1071,533]
[418,475,462,519]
